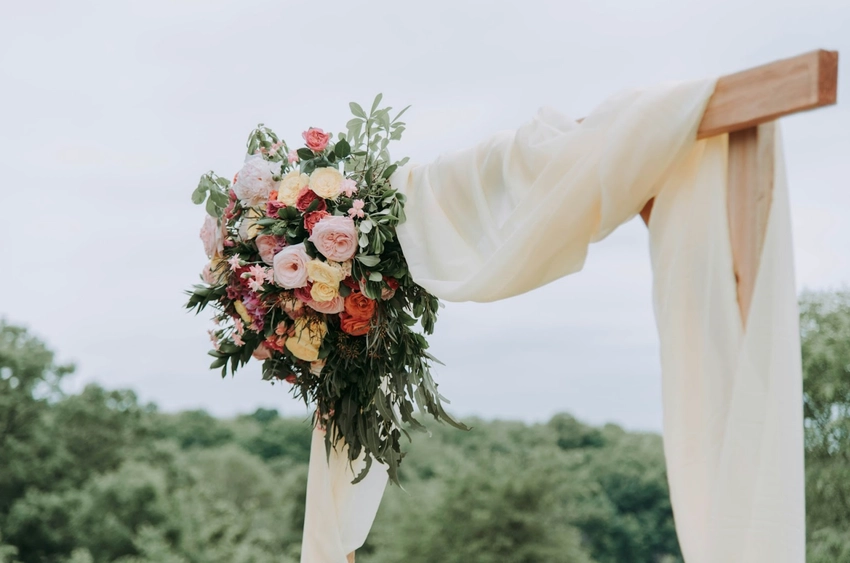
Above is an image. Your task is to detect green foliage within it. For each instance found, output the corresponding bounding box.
[3,288,850,561]
[800,289,850,561]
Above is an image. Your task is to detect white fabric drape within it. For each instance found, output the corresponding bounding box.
[301,78,805,562]
[300,427,387,563]
[391,79,804,561]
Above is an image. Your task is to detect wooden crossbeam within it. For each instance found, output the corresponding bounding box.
[640,49,838,325]
[697,49,838,139]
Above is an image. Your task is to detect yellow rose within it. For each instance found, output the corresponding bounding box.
[285,317,327,362]
[310,282,339,303]
[308,167,344,199]
[277,171,310,205]
[233,300,252,324]
[306,259,345,286]
[238,207,264,241]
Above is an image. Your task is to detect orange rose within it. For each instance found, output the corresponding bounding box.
[340,292,376,336]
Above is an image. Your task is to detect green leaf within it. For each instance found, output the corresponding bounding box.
[305,198,322,213]
[381,164,398,179]
[349,102,367,118]
[297,148,315,160]
[359,221,373,234]
[205,197,219,218]
[356,255,380,267]
[335,138,351,158]
[368,271,383,282]
[191,185,207,204]
[370,93,383,115]
[393,105,411,122]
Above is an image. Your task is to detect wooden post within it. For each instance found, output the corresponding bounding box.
[727,122,776,325]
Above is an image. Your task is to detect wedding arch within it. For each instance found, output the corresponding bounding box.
[329,49,839,563]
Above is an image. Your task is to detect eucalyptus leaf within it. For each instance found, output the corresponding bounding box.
[356,254,380,267]
[349,102,367,118]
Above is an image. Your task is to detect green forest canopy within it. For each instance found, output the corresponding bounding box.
[0,288,848,563]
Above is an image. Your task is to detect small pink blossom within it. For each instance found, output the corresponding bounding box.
[228,255,242,271]
[287,149,299,164]
[233,332,245,346]
[234,318,245,335]
[248,264,269,284]
[340,178,358,197]
[208,330,220,350]
[348,199,365,219]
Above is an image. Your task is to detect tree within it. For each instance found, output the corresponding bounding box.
[800,289,850,561]
[0,321,74,518]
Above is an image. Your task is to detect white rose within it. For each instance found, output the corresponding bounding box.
[309,168,344,199]
[233,157,278,207]
[277,170,310,206]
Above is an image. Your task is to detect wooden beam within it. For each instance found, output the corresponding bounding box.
[640,49,838,227]
[727,122,776,325]
[697,49,838,139]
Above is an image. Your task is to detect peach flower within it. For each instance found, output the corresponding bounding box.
[272,243,310,288]
[309,215,358,262]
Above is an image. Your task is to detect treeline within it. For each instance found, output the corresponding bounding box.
[0,289,848,562]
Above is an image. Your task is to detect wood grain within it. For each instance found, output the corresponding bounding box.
[726,122,776,325]
[697,49,838,138]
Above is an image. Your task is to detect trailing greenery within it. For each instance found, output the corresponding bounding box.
[2,288,849,561]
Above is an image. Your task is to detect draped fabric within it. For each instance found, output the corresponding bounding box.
[300,78,805,562]
[300,427,387,563]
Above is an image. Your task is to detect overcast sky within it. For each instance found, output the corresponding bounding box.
[1,0,848,432]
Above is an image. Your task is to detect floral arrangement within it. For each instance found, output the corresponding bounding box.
[186,95,465,483]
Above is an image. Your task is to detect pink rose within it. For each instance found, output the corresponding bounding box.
[304,210,330,234]
[305,295,345,314]
[309,215,358,262]
[255,235,286,265]
[272,243,310,288]
[302,128,330,152]
[296,186,327,212]
[200,215,224,258]
[252,343,273,360]
[294,283,313,303]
